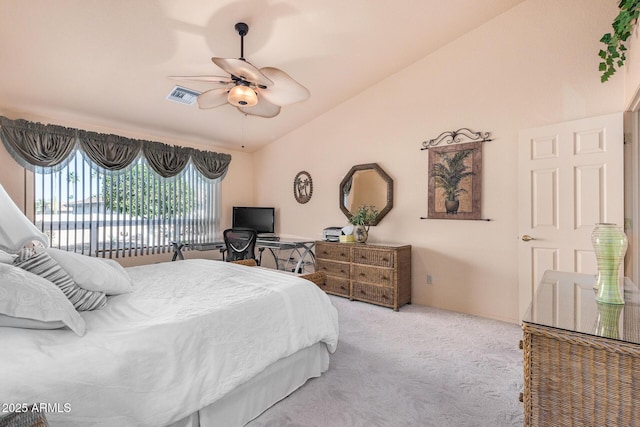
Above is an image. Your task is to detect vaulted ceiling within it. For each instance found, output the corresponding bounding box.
[0,0,524,151]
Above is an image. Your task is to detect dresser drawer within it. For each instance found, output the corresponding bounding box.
[313,241,411,311]
[352,282,394,306]
[316,259,350,279]
[352,247,394,268]
[351,264,393,286]
[316,243,350,262]
[319,276,350,297]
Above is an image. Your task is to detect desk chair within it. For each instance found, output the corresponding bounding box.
[221,228,263,265]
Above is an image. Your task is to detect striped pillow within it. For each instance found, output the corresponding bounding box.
[14,248,107,311]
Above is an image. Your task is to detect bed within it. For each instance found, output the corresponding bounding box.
[0,257,339,427]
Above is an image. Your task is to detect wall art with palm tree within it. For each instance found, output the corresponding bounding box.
[428,141,482,220]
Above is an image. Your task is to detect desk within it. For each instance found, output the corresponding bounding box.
[171,238,315,274]
[522,270,640,426]
[257,238,315,273]
[171,241,224,261]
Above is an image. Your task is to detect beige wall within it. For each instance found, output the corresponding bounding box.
[253,0,625,323]
[0,109,255,267]
[626,22,640,109]
[0,0,630,323]
[0,135,26,209]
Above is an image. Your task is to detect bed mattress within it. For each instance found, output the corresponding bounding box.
[0,260,339,427]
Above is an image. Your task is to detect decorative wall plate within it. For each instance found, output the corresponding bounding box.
[294,171,313,204]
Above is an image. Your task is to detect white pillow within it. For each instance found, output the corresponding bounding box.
[0,263,86,336]
[0,314,65,330]
[0,250,15,264]
[46,248,133,295]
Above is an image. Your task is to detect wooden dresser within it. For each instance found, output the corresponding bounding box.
[522,270,640,426]
[314,241,411,311]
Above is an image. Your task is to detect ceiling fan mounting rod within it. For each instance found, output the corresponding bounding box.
[235,22,249,61]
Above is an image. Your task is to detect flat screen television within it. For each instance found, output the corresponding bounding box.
[232,206,275,234]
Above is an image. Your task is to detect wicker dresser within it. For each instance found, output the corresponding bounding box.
[314,241,411,311]
[522,270,640,427]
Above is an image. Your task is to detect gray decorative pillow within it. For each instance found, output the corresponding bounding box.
[14,248,107,311]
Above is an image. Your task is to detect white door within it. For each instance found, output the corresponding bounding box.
[518,113,624,319]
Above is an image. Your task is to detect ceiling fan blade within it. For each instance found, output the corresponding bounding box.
[257,67,310,106]
[237,97,281,118]
[212,57,273,87]
[197,88,229,109]
[170,75,234,86]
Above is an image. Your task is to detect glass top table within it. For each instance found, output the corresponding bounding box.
[523,270,640,345]
[171,237,315,274]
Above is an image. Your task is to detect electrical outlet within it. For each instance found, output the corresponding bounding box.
[427,274,433,285]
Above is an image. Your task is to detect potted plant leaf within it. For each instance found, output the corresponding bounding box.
[430,149,474,214]
[348,205,379,243]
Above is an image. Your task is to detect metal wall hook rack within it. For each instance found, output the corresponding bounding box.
[420,128,492,150]
[419,216,491,221]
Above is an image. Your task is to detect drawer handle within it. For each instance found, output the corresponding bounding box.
[359,272,366,277]
[519,340,523,350]
[382,276,389,281]
[382,294,388,299]
[360,290,366,295]
[382,258,389,262]
[340,253,346,257]
[340,286,346,290]
[340,270,346,274]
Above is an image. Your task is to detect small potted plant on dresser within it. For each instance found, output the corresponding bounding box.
[349,205,379,243]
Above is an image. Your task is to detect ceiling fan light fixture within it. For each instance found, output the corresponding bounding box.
[172,22,308,118]
[228,85,258,107]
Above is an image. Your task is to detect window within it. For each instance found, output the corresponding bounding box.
[34,152,220,257]
[2,116,230,257]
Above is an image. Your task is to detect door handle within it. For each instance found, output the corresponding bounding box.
[521,234,535,242]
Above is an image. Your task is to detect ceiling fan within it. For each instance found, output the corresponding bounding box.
[171,22,310,118]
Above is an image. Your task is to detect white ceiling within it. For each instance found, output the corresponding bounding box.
[0,0,524,151]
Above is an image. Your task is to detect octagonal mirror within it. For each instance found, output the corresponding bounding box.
[339,163,393,226]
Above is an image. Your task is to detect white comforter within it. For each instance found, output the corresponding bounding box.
[0,260,339,427]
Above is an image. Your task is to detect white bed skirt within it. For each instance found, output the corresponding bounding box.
[167,342,330,427]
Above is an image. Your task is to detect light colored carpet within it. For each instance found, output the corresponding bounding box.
[248,295,524,427]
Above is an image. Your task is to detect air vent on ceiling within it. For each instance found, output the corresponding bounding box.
[166,86,201,105]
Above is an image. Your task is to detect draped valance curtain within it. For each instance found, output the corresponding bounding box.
[0,116,231,180]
